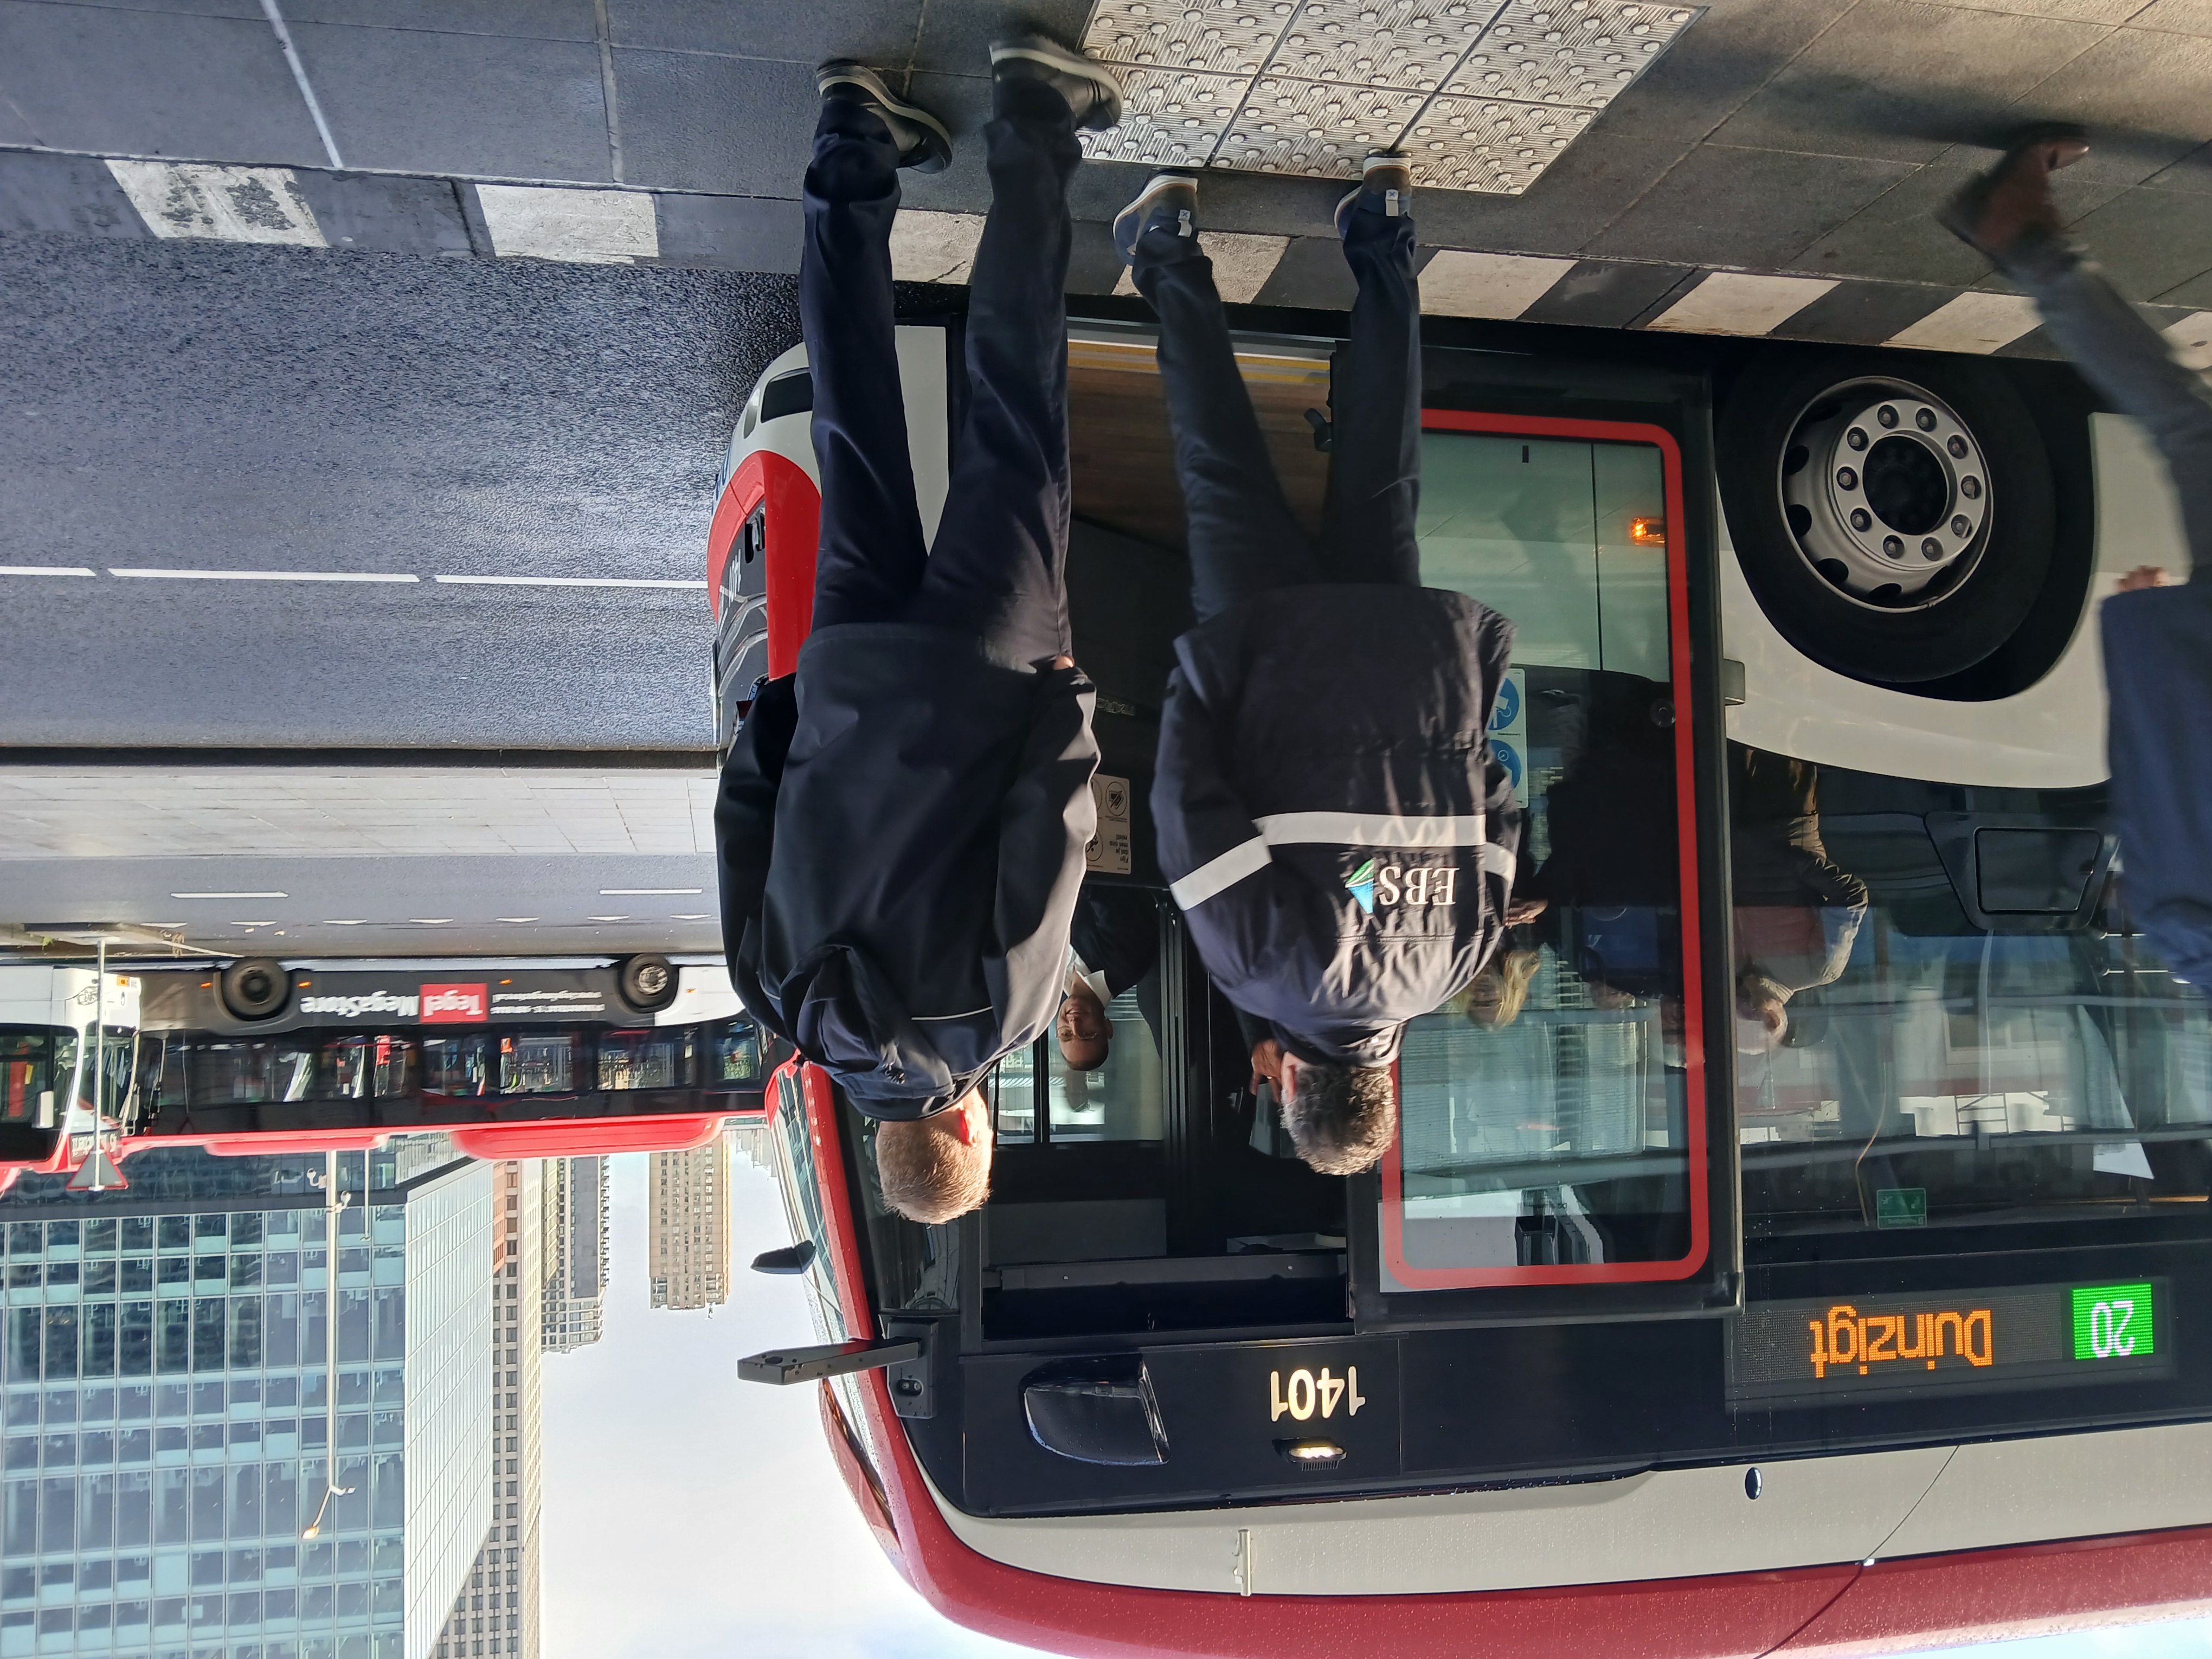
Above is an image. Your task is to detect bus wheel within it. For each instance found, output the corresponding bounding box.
[219,958,293,1023]
[617,953,679,1015]
[1718,350,2054,684]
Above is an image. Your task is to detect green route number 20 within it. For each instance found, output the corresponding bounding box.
[2071,1283,2156,1361]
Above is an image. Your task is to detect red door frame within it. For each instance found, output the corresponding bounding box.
[1379,410,1710,1287]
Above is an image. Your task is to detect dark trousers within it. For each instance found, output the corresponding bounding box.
[1131,194,1423,624]
[800,78,1081,666]
[2009,240,2212,581]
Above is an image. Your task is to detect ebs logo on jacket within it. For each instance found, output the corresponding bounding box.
[1345,857,1459,916]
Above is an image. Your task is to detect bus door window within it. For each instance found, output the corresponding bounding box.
[1380,427,1703,1282]
[421,1036,493,1098]
[597,1030,696,1093]
[498,1033,579,1095]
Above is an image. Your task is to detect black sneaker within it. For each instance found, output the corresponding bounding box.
[816,61,954,173]
[1113,172,1199,266]
[1334,153,1412,239]
[989,34,1123,132]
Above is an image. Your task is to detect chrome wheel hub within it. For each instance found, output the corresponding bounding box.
[1778,379,1991,608]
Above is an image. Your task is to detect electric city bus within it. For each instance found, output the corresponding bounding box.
[711,284,2212,1652]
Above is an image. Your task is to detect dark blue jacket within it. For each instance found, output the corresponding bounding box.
[1152,586,1522,1068]
[716,622,1099,1117]
[2103,583,2212,988]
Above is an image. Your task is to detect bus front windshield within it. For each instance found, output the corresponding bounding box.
[1730,746,2208,1235]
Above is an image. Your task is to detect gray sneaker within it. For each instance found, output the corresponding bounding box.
[816,61,954,173]
[989,34,1123,132]
[1113,172,1199,266]
[1335,153,1413,238]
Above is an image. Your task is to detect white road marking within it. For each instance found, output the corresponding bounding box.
[432,575,703,589]
[495,917,540,923]
[588,915,630,922]
[107,161,326,246]
[670,914,712,919]
[599,888,703,895]
[1419,251,1578,319]
[1886,292,2042,354]
[890,210,988,284]
[172,891,287,899]
[2167,312,2212,372]
[474,184,660,264]
[1649,272,1837,337]
[111,568,420,583]
[0,566,97,576]
[1114,231,1289,303]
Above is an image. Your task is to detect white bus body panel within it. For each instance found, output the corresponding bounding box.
[725,326,951,542]
[1721,413,2192,790]
[926,1418,2212,1596]
[654,963,743,1027]
[0,966,139,1033]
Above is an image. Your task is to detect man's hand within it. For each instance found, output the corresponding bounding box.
[2117,566,2172,592]
[1249,1037,1285,1095]
[1505,896,1548,927]
[1050,654,1076,669]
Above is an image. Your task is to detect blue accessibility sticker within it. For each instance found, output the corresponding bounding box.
[1488,676,1522,733]
[1493,737,1525,790]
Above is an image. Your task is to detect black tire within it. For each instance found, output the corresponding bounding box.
[616,953,679,1015]
[218,958,292,1023]
[1718,350,2055,685]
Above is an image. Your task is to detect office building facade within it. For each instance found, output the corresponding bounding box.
[536,1163,603,1358]
[647,1138,730,1312]
[0,1141,491,1659]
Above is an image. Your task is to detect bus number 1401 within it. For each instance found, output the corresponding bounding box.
[1269,1365,1366,1423]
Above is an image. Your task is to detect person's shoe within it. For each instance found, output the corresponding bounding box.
[1334,153,1413,238]
[990,34,1123,132]
[816,61,954,173]
[1113,171,1198,266]
[1937,123,2088,265]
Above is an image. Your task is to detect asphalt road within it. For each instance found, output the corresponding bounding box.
[1,232,801,748]
[6,852,723,959]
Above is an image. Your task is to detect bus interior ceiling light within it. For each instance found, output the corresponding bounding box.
[1078,0,1701,194]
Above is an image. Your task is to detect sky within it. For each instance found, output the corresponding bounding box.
[538,1153,2211,1659]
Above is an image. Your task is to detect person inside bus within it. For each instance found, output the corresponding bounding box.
[1115,158,1532,1178]
[716,38,1123,1226]
[1727,744,1868,1054]
[1940,126,2212,995]
[1056,884,1163,1072]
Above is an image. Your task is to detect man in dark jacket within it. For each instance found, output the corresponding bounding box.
[1941,128,2212,990]
[1115,157,1525,1175]
[716,40,1121,1224]
[1057,884,1164,1071]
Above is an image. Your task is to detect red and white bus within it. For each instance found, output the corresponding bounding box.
[0,958,777,1185]
[712,295,2212,1654]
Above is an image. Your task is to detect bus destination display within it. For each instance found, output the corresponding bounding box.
[1727,1279,2170,1406]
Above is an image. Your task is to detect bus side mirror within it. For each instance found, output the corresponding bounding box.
[751,1241,816,1276]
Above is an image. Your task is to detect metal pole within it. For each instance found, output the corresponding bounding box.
[93,937,107,1126]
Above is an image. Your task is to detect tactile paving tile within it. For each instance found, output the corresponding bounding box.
[1214,76,1431,176]
[1446,0,1696,110]
[1078,66,1250,168]
[1399,94,1590,191]
[1262,0,1480,92]
[1089,0,1287,76]
[1076,0,1699,187]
